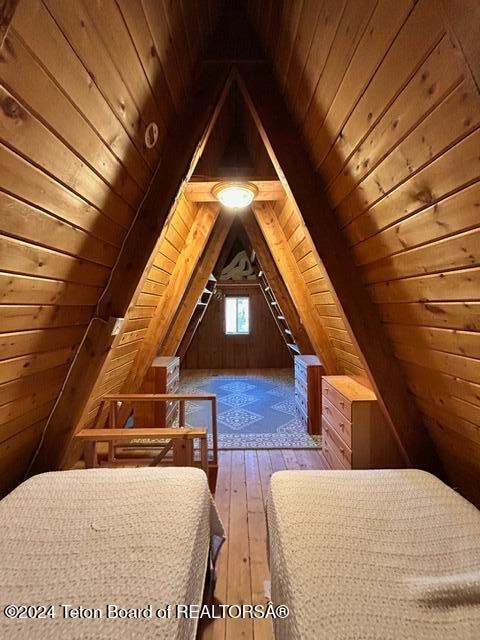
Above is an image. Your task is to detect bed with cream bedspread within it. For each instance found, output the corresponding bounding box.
[267,469,480,640]
[0,467,224,639]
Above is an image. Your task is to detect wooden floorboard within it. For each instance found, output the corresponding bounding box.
[200,448,326,640]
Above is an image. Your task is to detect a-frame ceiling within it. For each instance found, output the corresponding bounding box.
[29,66,429,476]
[1,0,479,506]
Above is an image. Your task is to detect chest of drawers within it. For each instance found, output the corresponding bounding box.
[136,356,180,427]
[321,375,403,469]
[294,355,324,435]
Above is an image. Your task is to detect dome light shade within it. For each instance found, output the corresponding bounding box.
[212,182,258,210]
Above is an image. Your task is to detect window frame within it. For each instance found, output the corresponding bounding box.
[224,295,250,335]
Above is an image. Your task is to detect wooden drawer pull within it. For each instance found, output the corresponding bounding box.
[339,423,345,431]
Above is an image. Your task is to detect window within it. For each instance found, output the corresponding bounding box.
[225,297,249,334]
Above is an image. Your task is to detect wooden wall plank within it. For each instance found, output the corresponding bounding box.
[321,0,445,182]
[241,63,434,470]
[43,0,156,168]
[328,35,464,207]
[161,210,234,356]
[378,302,480,331]
[242,209,313,355]
[12,0,148,194]
[0,0,217,493]
[184,284,292,370]
[252,0,480,499]
[253,202,338,373]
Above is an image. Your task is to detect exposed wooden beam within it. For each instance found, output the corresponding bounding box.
[184,179,284,202]
[252,202,337,373]
[240,209,313,355]
[30,65,232,474]
[238,66,438,471]
[160,211,234,355]
[0,0,18,49]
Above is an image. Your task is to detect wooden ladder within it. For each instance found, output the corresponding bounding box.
[177,273,217,360]
[257,265,300,356]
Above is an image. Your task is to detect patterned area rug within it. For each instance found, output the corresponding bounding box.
[179,369,322,450]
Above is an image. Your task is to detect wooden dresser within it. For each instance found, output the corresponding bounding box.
[294,355,324,435]
[136,356,180,427]
[322,375,403,470]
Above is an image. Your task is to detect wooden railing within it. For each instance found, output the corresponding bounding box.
[75,393,218,478]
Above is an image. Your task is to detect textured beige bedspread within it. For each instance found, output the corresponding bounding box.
[267,469,480,640]
[0,467,224,639]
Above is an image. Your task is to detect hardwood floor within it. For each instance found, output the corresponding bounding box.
[200,449,327,640]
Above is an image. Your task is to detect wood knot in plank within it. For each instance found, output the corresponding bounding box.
[1,94,24,120]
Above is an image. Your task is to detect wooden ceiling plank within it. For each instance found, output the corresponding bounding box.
[97,65,232,320]
[12,0,148,196]
[239,65,438,471]
[439,0,480,92]
[252,202,337,373]
[115,0,175,122]
[124,202,221,391]
[160,210,234,356]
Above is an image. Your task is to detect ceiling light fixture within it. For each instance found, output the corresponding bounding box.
[212,181,258,210]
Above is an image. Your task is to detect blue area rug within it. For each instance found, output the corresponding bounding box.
[179,369,321,449]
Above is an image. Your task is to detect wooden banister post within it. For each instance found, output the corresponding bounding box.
[108,400,117,462]
[179,400,186,427]
[211,396,218,467]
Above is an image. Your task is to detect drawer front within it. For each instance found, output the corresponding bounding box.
[323,434,348,470]
[296,402,308,432]
[322,379,352,421]
[322,395,352,447]
[295,374,308,400]
[295,389,308,418]
[166,375,179,394]
[295,364,308,388]
[322,417,352,467]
